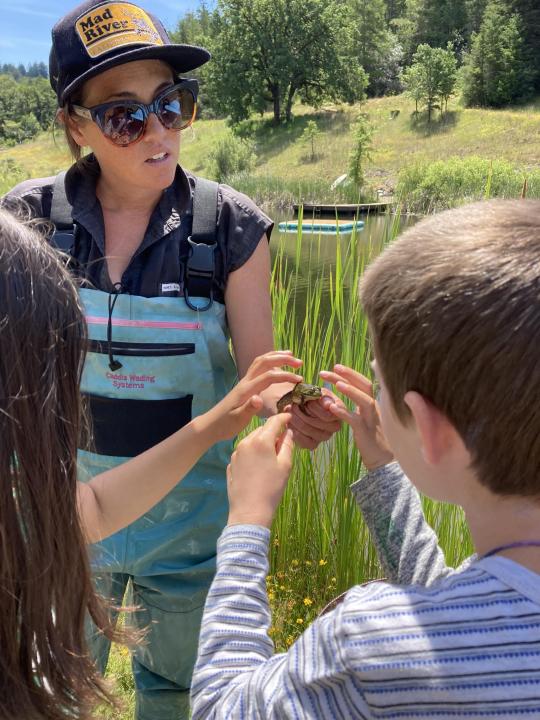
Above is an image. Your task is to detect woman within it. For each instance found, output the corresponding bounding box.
[5,1,340,717]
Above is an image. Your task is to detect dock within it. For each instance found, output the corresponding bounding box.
[293,201,393,216]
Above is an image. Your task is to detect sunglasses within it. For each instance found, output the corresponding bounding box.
[70,79,198,147]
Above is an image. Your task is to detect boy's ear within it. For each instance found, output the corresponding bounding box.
[404,391,465,466]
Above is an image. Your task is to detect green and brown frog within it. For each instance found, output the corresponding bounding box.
[277,382,323,413]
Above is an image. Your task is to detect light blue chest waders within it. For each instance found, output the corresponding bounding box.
[81,288,236,719]
[51,175,236,719]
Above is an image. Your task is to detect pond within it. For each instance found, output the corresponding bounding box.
[267,204,416,322]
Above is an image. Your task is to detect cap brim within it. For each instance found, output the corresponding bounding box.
[60,44,210,104]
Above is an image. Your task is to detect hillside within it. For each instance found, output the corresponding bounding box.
[2,94,539,201]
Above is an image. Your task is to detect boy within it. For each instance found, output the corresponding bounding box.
[191,200,540,718]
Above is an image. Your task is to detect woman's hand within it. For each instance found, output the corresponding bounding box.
[319,365,394,471]
[287,392,343,450]
[206,351,303,442]
[227,413,294,528]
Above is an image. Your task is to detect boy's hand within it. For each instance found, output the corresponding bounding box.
[319,365,394,471]
[288,394,342,450]
[206,351,303,442]
[227,414,294,528]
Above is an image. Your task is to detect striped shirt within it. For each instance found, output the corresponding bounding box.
[191,466,540,718]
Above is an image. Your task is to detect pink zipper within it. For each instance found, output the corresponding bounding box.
[86,316,202,330]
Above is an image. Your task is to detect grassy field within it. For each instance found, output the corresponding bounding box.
[2,94,539,203]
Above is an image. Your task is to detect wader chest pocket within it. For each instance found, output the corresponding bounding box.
[87,340,195,357]
[83,393,193,457]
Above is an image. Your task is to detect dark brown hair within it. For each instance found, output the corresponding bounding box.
[0,208,120,718]
[361,199,540,498]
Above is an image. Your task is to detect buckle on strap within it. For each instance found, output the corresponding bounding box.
[183,236,216,312]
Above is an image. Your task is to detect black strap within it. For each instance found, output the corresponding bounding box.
[184,177,219,311]
[50,171,76,253]
[49,171,220,310]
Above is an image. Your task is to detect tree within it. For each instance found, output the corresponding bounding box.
[461,0,531,107]
[348,114,373,189]
[170,4,220,117]
[348,0,394,95]
[300,120,321,161]
[403,44,457,120]
[508,0,540,92]
[206,0,367,125]
[407,0,468,54]
[438,43,458,112]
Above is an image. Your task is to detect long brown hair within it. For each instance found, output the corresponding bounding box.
[0,208,119,718]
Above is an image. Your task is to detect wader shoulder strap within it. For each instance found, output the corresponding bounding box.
[184,177,219,311]
[50,171,76,254]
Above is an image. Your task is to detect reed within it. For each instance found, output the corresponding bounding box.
[266,210,473,650]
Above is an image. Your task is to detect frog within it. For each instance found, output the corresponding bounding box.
[276,382,323,414]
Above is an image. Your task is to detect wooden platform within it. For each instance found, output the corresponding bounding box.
[293,201,393,216]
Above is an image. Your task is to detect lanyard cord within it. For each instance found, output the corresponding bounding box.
[107,283,123,371]
[482,540,540,559]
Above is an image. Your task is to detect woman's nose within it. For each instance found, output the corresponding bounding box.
[143,111,166,141]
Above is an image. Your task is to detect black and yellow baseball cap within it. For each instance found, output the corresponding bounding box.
[49,0,210,105]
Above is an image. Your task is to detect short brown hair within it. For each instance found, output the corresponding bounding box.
[361,199,540,498]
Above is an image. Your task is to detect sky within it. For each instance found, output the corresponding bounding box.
[0,0,199,66]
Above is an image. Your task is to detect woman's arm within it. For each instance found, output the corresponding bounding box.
[77,352,303,543]
[225,237,340,448]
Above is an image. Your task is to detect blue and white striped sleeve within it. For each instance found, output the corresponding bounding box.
[190,525,370,719]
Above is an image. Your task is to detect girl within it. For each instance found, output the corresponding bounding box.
[4,1,340,715]
[0,206,303,719]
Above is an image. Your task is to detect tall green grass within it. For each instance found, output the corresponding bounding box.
[265,211,473,649]
[398,156,540,212]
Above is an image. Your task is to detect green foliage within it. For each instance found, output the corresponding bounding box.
[403,43,457,120]
[0,158,26,195]
[0,74,56,145]
[397,155,540,211]
[508,0,540,92]
[208,131,256,181]
[300,120,322,161]
[461,0,532,107]
[347,114,374,188]
[170,4,220,118]
[348,0,398,95]
[205,0,367,124]
[402,0,467,61]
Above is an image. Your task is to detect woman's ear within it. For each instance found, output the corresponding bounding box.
[62,108,86,148]
[404,391,462,466]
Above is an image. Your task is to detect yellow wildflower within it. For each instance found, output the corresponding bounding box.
[268,592,275,601]
[296,618,304,624]
[303,597,313,606]
[291,559,299,566]
[319,559,327,566]
[305,560,312,566]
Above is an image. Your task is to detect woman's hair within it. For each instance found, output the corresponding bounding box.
[0,208,120,718]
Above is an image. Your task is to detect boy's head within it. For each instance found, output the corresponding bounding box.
[361,199,540,499]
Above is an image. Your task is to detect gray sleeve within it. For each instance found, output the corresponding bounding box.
[350,462,452,586]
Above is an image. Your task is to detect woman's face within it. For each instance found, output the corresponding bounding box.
[68,59,181,194]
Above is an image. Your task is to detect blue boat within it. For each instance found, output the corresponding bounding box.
[278,220,365,234]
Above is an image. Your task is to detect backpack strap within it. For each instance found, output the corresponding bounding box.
[50,171,76,254]
[184,177,219,312]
